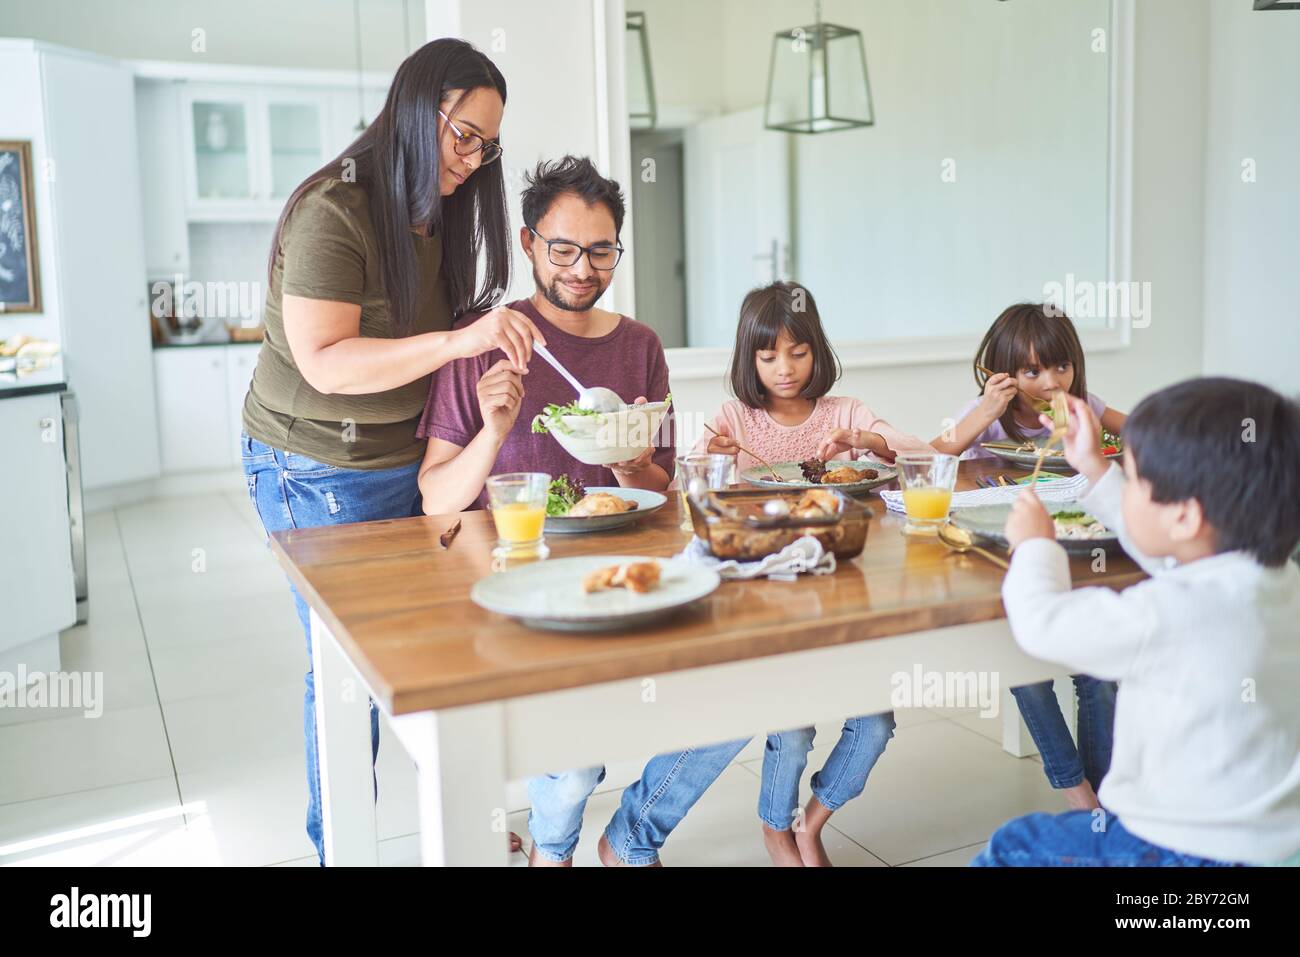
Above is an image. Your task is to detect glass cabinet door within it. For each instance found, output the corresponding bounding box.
[190,100,254,201]
[266,102,324,200]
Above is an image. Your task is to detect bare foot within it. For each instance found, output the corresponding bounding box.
[598,832,662,867]
[528,842,572,867]
[509,831,523,854]
[794,797,834,867]
[762,824,805,867]
[1062,781,1101,811]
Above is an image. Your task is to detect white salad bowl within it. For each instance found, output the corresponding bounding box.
[532,400,671,466]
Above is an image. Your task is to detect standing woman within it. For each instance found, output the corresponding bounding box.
[240,38,542,864]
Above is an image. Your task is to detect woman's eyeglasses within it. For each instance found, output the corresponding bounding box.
[529,228,624,271]
[438,110,503,165]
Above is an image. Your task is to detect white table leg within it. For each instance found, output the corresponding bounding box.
[1054,675,1078,742]
[311,608,379,867]
[390,703,508,867]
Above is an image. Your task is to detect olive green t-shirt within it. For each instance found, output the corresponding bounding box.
[242,178,453,469]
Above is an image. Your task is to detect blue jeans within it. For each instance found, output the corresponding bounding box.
[529,739,750,865]
[973,810,1246,867]
[240,433,422,865]
[1011,676,1116,790]
[759,713,896,830]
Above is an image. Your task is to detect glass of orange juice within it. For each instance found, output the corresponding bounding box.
[486,472,550,561]
[896,453,959,535]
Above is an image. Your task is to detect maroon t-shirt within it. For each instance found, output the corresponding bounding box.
[417,299,676,510]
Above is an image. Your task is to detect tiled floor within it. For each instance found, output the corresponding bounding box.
[1,481,1061,867]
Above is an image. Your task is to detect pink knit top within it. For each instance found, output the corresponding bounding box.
[690,396,935,473]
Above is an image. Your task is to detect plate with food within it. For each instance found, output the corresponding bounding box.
[542,475,667,534]
[740,458,897,495]
[531,396,672,466]
[980,430,1123,471]
[470,555,720,632]
[949,500,1123,556]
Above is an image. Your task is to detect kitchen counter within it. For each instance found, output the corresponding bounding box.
[0,358,67,399]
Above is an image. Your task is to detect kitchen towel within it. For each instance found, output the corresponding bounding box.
[676,535,836,581]
[878,471,1091,515]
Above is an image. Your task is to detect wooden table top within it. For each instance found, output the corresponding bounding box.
[270,460,1143,715]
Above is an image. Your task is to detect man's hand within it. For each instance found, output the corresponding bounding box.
[476,359,525,440]
[611,396,655,477]
[1005,487,1056,549]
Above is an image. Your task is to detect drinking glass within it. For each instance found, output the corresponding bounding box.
[896,453,959,535]
[675,453,733,533]
[486,472,550,561]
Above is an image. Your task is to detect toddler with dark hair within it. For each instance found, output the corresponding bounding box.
[976,377,1300,867]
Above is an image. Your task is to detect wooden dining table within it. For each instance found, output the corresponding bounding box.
[270,458,1143,866]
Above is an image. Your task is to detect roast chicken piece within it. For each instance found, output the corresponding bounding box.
[791,488,840,518]
[568,492,638,517]
[582,561,662,594]
[822,465,876,485]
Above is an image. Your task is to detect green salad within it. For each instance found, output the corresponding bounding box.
[545,475,587,516]
[530,394,672,436]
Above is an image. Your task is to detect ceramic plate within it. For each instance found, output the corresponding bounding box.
[740,461,897,496]
[543,487,667,534]
[979,444,1122,471]
[470,555,720,632]
[950,500,1124,556]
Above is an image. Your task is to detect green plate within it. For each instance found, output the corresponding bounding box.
[470,555,720,632]
[543,487,667,534]
[950,501,1124,556]
[740,461,897,496]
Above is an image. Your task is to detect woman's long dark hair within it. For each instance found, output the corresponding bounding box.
[269,38,510,333]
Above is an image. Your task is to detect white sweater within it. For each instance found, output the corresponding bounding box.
[1002,464,1300,864]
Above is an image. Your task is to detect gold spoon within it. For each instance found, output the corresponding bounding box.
[702,423,781,481]
[938,522,1010,570]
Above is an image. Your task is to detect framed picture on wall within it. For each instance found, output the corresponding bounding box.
[0,140,42,313]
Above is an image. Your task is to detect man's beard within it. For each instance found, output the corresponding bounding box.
[534,265,607,313]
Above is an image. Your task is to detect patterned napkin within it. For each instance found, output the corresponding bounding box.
[676,535,836,581]
[878,472,1091,515]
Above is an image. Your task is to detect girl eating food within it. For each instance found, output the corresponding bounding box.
[693,280,933,865]
[931,302,1128,812]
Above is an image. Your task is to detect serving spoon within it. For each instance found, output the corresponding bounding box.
[531,341,623,412]
[938,522,1010,570]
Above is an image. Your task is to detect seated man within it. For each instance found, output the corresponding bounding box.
[417,155,744,865]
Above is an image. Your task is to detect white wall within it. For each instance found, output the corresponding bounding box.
[0,0,422,72]
[651,0,1212,448]
[1201,1,1300,397]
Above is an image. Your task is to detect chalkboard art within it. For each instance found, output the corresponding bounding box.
[0,141,41,313]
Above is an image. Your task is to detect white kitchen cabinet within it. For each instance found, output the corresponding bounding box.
[181,85,330,221]
[0,391,76,655]
[225,343,260,460]
[136,79,191,277]
[154,343,260,473]
[154,347,230,472]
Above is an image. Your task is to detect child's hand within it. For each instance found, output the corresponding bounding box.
[1040,394,1107,484]
[1005,487,1056,549]
[815,427,858,461]
[705,422,740,457]
[978,372,1019,420]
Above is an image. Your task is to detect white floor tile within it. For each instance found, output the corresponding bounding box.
[162,682,303,774]
[149,631,306,705]
[0,705,174,806]
[0,776,181,852]
[899,842,986,867]
[176,754,318,866]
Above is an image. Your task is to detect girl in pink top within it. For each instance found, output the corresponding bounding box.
[693,281,932,867]
[693,283,933,468]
